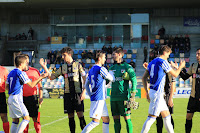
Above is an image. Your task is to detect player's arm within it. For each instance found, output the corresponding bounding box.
[168,60,186,78]
[100,67,115,82]
[26,73,48,88]
[142,70,150,102]
[39,58,58,80]
[168,76,175,107]
[38,82,43,105]
[85,77,91,97]
[79,63,87,101]
[179,64,192,80]
[127,65,137,94]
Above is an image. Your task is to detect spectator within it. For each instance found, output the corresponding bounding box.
[158,26,165,38]
[55,55,61,64]
[28,27,34,40]
[21,33,27,40]
[119,45,123,50]
[107,45,113,54]
[15,33,21,40]
[174,44,179,54]
[102,45,107,53]
[143,47,148,63]
[50,55,55,64]
[185,43,191,52]
[113,46,118,51]
[87,50,93,59]
[47,51,52,59]
[81,50,87,59]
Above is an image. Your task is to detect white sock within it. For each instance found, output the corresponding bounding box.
[103,122,109,133]
[81,120,99,133]
[141,116,156,133]
[16,119,29,133]
[11,122,18,133]
[163,115,174,133]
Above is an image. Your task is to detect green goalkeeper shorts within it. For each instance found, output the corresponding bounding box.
[111,101,131,116]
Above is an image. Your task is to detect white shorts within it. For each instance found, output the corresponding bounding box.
[8,94,29,118]
[90,100,109,120]
[148,89,169,116]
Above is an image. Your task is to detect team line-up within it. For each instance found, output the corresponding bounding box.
[1,45,200,133]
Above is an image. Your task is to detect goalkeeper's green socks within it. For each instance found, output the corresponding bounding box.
[114,119,121,133]
[125,119,133,133]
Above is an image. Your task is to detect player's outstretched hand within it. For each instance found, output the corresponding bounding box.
[143,62,148,70]
[179,60,186,69]
[170,61,178,69]
[39,58,47,67]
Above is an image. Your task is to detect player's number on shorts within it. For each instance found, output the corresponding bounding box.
[10,77,13,89]
[150,64,155,78]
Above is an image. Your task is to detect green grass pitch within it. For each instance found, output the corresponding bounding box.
[1,98,200,133]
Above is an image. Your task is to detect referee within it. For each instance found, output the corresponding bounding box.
[40,47,87,133]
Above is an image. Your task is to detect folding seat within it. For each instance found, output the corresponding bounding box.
[127,50,132,54]
[180,53,184,58]
[155,35,160,39]
[107,59,111,63]
[150,39,155,44]
[127,54,132,58]
[160,39,164,44]
[132,49,137,54]
[169,53,174,58]
[55,64,60,69]
[79,50,83,54]
[78,54,82,59]
[74,50,78,55]
[111,59,114,63]
[155,39,160,44]
[185,58,190,62]
[168,58,175,62]
[91,59,95,64]
[186,62,190,68]
[184,52,190,58]
[150,44,154,49]
[86,59,91,63]
[132,54,136,59]
[50,64,55,68]
[175,58,179,63]
[127,59,131,63]
[123,54,127,59]
[133,59,136,63]
[123,50,127,54]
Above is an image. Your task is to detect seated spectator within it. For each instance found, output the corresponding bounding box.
[179,43,185,52]
[185,34,190,41]
[179,35,185,44]
[107,45,113,54]
[47,51,52,59]
[113,46,118,51]
[154,44,159,51]
[87,50,93,59]
[102,45,107,53]
[174,34,179,42]
[15,33,21,40]
[39,68,45,74]
[119,45,123,50]
[174,43,179,53]
[21,33,27,40]
[49,67,53,73]
[81,50,87,59]
[185,43,191,52]
[55,55,61,64]
[50,55,55,64]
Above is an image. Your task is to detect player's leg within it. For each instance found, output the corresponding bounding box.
[0,92,10,133]
[17,116,30,133]
[0,113,10,133]
[169,107,174,129]
[185,96,195,133]
[76,93,86,130]
[64,93,76,133]
[122,101,133,133]
[185,113,193,133]
[32,117,41,133]
[101,101,110,133]
[156,116,163,133]
[111,101,121,133]
[160,110,174,133]
[141,115,157,133]
[11,118,19,133]
[82,100,105,133]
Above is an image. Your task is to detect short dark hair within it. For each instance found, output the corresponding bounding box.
[60,47,73,56]
[113,48,124,56]
[94,50,105,62]
[20,54,29,59]
[196,48,200,52]
[15,55,27,67]
[159,45,172,55]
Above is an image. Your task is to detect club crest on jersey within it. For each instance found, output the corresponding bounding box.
[64,73,68,78]
[121,69,125,73]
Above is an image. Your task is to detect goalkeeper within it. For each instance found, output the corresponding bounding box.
[108,48,137,133]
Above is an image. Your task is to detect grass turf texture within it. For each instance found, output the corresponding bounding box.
[1,98,200,133]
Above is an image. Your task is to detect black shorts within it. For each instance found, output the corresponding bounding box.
[23,95,39,117]
[64,93,84,114]
[187,96,200,113]
[0,92,7,113]
[164,95,174,114]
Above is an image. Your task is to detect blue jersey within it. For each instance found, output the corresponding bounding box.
[87,65,110,101]
[7,68,30,95]
[147,57,172,93]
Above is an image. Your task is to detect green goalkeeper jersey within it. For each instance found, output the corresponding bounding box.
[109,62,137,101]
